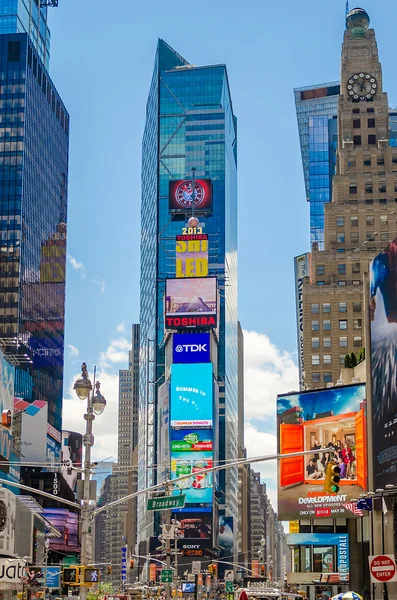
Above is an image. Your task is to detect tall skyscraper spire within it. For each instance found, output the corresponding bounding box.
[345,0,350,27]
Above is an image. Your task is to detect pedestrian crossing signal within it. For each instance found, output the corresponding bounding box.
[324,463,341,493]
[62,568,79,584]
[83,569,100,583]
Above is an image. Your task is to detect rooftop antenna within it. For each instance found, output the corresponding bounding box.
[345,0,349,27]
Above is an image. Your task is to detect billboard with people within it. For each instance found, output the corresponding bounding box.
[370,237,397,488]
[277,383,367,520]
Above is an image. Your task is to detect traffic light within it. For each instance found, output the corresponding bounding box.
[62,568,79,584]
[324,463,341,493]
[261,565,265,576]
[107,565,112,575]
[83,568,100,584]
[130,559,135,569]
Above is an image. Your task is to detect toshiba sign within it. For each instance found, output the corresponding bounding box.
[173,333,210,364]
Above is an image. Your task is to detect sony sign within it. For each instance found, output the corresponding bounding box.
[173,333,210,364]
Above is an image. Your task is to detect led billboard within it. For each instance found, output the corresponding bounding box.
[370,238,397,488]
[150,512,213,554]
[171,450,213,504]
[277,383,367,520]
[294,253,311,388]
[286,533,349,582]
[169,179,212,212]
[170,363,213,427]
[43,509,80,552]
[165,278,217,330]
[176,234,208,278]
[171,429,213,452]
[61,431,82,492]
[173,333,210,364]
[0,350,14,466]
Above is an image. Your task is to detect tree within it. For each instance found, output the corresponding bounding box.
[344,354,351,368]
[350,352,357,367]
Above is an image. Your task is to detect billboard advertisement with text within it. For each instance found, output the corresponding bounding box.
[171,363,213,427]
[173,333,210,364]
[294,253,311,389]
[165,278,217,330]
[286,533,349,581]
[169,179,212,212]
[171,450,213,504]
[170,429,213,452]
[176,234,208,278]
[277,383,367,520]
[370,238,397,488]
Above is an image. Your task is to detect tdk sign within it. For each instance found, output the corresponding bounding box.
[173,333,210,364]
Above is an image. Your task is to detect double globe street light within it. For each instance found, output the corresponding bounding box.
[73,363,106,600]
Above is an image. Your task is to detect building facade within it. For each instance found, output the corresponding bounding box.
[138,39,238,552]
[301,8,397,387]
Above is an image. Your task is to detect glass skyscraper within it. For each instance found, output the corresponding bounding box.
[138,40,238,546]
[0,0,51,68]
[0,32,68,432]
[295,82,397,249]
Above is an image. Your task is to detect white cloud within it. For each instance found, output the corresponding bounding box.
[91,276,106,295]
[67,344,79,358]
[243,329,299,421]
[68,255,86,279]
[99,338,130,367]
[116,321,126,333]
[245,422,277,486]
[63,369,119,462]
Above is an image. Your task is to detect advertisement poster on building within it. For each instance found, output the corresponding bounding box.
[218,516,233,560]
[170,450,213,503]
[294,253,311,389]
[165,277,217,330]
[16,400,48,462]
[61,431,82,492]
[43,509,80,552]
[157,382,169,482]
[286,533,349,581]
[176,233,208,278]
[170,429,212,452]
[277,383,367,519]
[173,333,210,364]
[370,237,397,488]
[169,179,212,212]
[170,363,213,427]
[0,349,14,464]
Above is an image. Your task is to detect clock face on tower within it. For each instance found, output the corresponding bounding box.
[347,73,377,101]
[0,500,7,532]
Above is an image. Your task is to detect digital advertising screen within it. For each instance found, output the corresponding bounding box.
[171,429,213,452]
[370,237,397,489]
[165,277,217,330]
[169,179,212,212]
[286,533,349,581]
[43,509,80,552]
[170,363,213,427]
[0,349,14,464]
[171,450,213,504]
[176,233,208,278]
[218,516,234,560]
[277,383,367,520]
[173,333,210,364]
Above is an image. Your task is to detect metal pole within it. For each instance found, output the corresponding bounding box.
[370,506,375,600]
[381,495,389,600]
[191,167,196,218]
[80,370,96,600]
[43,539,49,600]
[194,573,198,600]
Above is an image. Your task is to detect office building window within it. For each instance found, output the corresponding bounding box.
[354,135,361,146]
[339,302,347,312]
[340,336,348,347]
[353,119,361,129]
[338,264,346,275]
[354,336,362,347]
[353,319,362,329]
[368,134,376,145]
[352,263,360,274]
[323,320,331,331]
[349,184,357,194]
[312,372,321,384]
[312,355,320,366]
[312,320,320,331]
[312,338,320,348]
[353,302,361,312]
[337,233,345,243]
[336,217,344,227]
[352,280,361,286]
[365,183,373,193]
[324,372,332,383]
[380,215,388,225]
[338,280,346,286]
[366,215,374,225]
[339,320,348,330]
[340,354,346,365]
[311,303,320,314]
[351,215,358,226]
[379,183,387,193]
[381,232,389,241]
[323,337,331,348]
[323,354,332,365]
[368,118,375,128]
[351,232,359,243]
[363,157,371,166]
[322,303,331,313]
[377,156,385,165]
[316,265,325,276]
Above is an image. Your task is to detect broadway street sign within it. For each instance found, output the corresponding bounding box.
[147,495,186,511]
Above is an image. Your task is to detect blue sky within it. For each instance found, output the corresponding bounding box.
[52,1,397,501]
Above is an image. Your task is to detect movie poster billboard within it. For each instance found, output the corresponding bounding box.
[149,512,213,554]
[169,179,212,212]
[277,383,367,519]
[170,363,213,427]
[370,238,397,488]
[165,277,217,330]
[218,516,233,560]
[176,233,208,278]
[286,533,349,581]
[294,253,311,389]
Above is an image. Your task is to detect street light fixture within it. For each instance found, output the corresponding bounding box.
[73,363,106,600]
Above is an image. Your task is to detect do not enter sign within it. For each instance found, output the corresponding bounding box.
[369,555,397,583]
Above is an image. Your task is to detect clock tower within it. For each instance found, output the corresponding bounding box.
[301,8,397,387]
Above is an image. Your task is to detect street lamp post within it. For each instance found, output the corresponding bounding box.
[73,363,106,600]
[43,537,50,599]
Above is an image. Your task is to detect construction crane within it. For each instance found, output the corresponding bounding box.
[39,0,58,7]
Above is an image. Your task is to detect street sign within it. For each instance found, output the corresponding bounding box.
[192,561,201,575]
[225,570,234,581]
[86,534,93,561]
[161,569,173,583]
[289,521,299,534]
[46,567,61,588]
[147,495,186,511]
[226,581,234,593]
[369,555,397,583]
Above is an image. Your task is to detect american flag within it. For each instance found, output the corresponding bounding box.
[343,502,364,517]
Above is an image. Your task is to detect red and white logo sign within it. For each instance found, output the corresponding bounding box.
[369,555,397,583]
